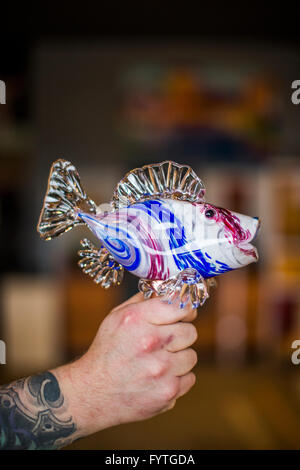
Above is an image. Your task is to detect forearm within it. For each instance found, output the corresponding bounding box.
[0,359,101,450]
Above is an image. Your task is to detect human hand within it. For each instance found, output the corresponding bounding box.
[56,293,198,437]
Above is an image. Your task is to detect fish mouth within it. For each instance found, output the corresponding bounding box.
[237,242,258,260]
[236,218,260,260]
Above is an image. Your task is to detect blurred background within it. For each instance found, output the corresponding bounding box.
[1,5,300,450]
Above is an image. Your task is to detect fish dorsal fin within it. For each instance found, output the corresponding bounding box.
[111,161,206,209]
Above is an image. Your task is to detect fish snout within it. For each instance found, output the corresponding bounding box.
[251,217,261,241]
[231,212,261,244]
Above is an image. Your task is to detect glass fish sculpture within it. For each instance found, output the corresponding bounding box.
[37,160,260,308]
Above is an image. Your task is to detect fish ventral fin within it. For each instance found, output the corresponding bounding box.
[37,159,97,240]
[111,161,206,209]
[78,238,124,288]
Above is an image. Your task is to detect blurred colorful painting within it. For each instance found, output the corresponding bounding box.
[119,65,281,163]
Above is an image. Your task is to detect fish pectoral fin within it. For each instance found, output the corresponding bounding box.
[139,269,213,309]
[78,238,124,288]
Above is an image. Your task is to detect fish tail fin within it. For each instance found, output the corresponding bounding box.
[37,159,96,240]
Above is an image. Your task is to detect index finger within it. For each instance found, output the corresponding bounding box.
[137,296,195,325]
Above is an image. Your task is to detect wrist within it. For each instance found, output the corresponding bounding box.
[53,354,113,438]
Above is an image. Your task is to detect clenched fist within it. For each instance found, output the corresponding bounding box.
[56,293,198,438]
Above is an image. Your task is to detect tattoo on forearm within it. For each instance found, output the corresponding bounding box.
[0,372,76,450]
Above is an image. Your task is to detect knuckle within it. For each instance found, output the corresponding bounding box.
[119,306,139,327]
[139,334,161,354]
[148,360,167,378]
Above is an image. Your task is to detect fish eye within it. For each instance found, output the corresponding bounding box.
[205,208,215,219]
